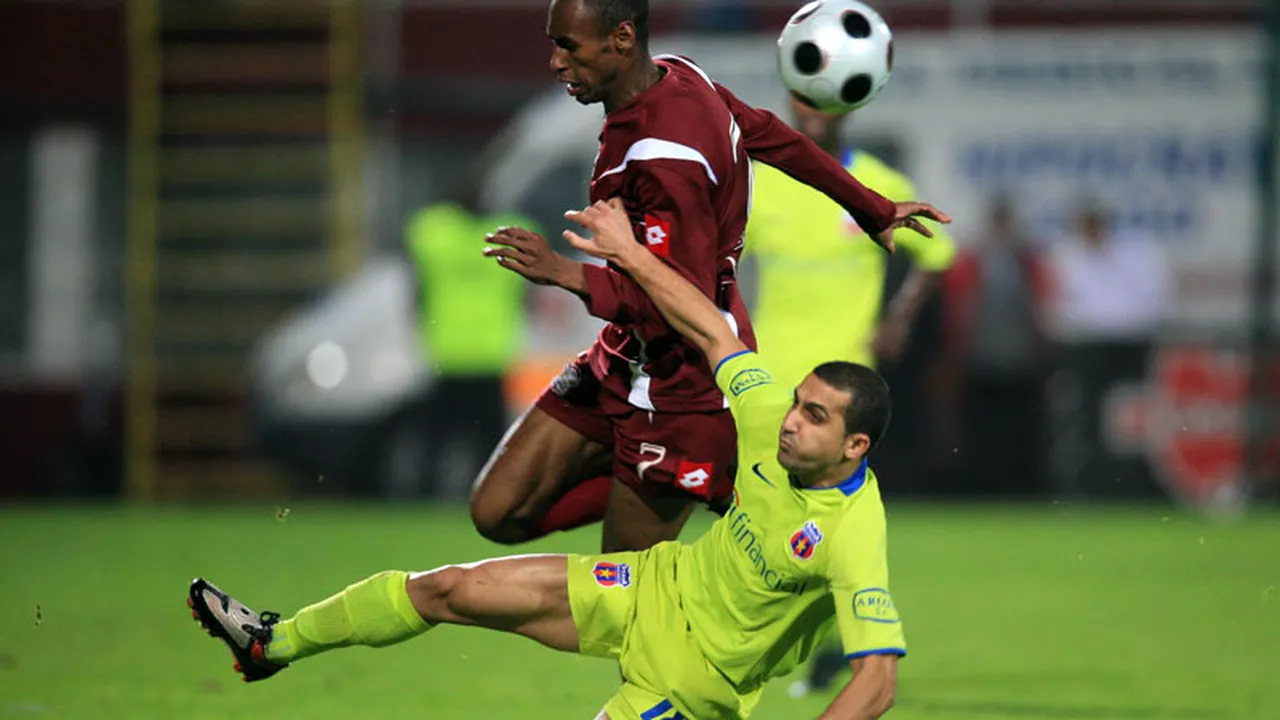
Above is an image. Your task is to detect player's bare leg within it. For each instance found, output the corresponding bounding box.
[600,477,695,552]
[405,554,579,650]
[470,406,612,544]
[187,555,577,682]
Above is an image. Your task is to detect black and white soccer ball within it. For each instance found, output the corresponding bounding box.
[776,0,894,114]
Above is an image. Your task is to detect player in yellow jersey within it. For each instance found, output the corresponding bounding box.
[186,198,931,719]
[746,98,956,391]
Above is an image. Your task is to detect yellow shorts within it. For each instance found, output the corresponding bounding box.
[567,542,762,720]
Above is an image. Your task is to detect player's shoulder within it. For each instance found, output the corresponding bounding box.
[826,470,889,533]
[654,54,720,95]
[847,149,894,176]
[642,55,732,134]
[848,149,915,197]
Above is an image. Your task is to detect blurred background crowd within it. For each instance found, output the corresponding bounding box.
[1,0,1276,514]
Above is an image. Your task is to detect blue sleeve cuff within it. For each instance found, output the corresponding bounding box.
[713,349,753,378]
[845,648,907,661]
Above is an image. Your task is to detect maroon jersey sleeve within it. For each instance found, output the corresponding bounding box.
[714,83,896,235]
[582,158,720,342]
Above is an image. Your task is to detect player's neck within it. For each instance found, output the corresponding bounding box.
[791,459,863,490]
[605,56,663,114]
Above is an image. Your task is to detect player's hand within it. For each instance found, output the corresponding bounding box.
[873,202,953,254]
[562,198,640,266]
[484,226,578,288]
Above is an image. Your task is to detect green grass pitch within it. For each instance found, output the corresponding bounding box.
[1,502,1277,719]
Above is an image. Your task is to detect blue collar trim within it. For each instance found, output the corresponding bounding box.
[840,146,856,170]
[800,458,868,496]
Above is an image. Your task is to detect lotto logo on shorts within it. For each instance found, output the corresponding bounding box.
[643,214,671,257]
[676,460,714,493]
[592,561,632,588]
[789,521,824,560]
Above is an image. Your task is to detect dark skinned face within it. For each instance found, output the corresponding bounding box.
[546,0,635,106]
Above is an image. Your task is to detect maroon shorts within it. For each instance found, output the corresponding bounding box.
[534,355,737,503]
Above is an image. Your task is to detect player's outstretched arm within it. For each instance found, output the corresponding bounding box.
[563,198,746,369]
[817,654,898,720]
[714,83,951,253]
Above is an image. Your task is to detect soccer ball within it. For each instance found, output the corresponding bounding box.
[776,0,894,115]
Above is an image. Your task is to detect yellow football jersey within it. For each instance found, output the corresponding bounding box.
[745,149,955,388]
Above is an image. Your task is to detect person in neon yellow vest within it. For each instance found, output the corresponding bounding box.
[403,187,537,499]
[743,97,956,697]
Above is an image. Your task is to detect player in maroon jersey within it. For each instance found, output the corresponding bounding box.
[477,0,948,552]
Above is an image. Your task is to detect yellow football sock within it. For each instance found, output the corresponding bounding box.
[265,570,431,664]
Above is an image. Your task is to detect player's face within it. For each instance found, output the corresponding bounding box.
[546,0,629,106]
[777,376,866,473]
[789,97,846,145]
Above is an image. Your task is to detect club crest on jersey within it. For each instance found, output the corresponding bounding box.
[643,214,671,257]
[592,561,632,588]
[789,521,824,560]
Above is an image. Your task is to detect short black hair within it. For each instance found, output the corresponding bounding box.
[584,0,649,47]
[811,361,892,450]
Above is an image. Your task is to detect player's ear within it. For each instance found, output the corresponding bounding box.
[844,432,870,462]
[611,20,637,54]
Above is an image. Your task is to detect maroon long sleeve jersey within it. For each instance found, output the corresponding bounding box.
[578,55,896,413]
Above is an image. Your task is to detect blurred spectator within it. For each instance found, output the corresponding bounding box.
[400,170,535,500]
[1049,202,1173,344]
[1045,201,1174,499]
[941,197,1053,496]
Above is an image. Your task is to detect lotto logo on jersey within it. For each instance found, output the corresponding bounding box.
[643,214,671,257]
[592,561,632,588]
[789,521,824,560]
[676,460,713,493]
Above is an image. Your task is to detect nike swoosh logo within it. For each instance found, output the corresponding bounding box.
[752,463,775,487]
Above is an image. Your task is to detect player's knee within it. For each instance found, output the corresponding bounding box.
[428,564,496,620]
[407,564,499,622]
[405,565,466,621]
[469,493,536,545]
